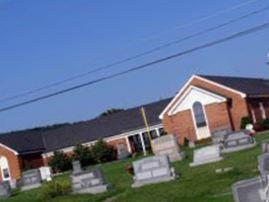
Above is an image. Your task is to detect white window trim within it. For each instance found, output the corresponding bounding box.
[159,74,246,119]
[0,157,11,181]
[190,102,211,140]
[259,102,266,120]
[251,109,257,123]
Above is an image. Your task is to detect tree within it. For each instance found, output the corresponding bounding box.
[73,144,94,167]
[91,140,116,163]
[48,151,72,173]
[100,108,124,117]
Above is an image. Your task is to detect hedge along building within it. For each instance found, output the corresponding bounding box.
[0,98,170,182]
[160,75,269,144]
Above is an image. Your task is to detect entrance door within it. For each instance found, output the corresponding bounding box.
[192,101,211,140]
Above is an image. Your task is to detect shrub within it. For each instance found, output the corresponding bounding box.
[73,144,94,167]
[195,137,212,146]
[91,139,116,163]
[40,180,71,200]
[253,121,264,132]
[262,119,269,129]
[183,137,189,147]
[125,164,134,175]
[240,116,252,129]
[48,151,72,173]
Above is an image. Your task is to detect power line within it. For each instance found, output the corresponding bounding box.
[137,0,262,42]
[1,5,268,103]
[0,21,269,113]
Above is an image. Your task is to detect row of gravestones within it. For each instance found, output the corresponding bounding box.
[231,140,269,202]
[0,166,52,199]
[69,131,257,194]
[70,134,184,193]
[190,131,256,167]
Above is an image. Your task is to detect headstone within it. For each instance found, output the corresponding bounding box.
[262,140,269,153]
[151,135,185,162]
[233,178,265,202]
[189,141,195,148]
[72,161,82,175]
[258,153,269,180]
[0,181,11,198]
[39,167,52,182]
[232,153,269,202]
[132,155,176,188]
[221,131,256,154]
[21,169,42,191]
[117,144,130,160]
[9,179,17,189]
[211,127,231,144]
[190,144,223,167]
[70,166,110,194]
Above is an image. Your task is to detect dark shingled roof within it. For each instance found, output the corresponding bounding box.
[0,98,172,154]
[199,75,269,96]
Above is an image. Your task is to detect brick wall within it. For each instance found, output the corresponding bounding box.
[205,102,232,132]
[162,76,250,144]
[0,146,22,181]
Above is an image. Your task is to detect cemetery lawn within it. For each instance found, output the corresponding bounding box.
[4,131,269,202]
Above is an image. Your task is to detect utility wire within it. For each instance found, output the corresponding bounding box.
[136,0,262,42]
[0,21,269,113]
[1,5,268,103]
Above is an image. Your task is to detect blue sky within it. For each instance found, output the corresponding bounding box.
[0,0,269,133]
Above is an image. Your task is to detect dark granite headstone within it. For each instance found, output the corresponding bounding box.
[222,131,256,153]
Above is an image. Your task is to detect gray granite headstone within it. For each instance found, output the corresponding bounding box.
[151,135,185,162]
[132,155,176,188]
[190,144,223,167]
[117,144,130,160]
[0,181,11,198]
[262,140,269,154]
[232,153,269,202]
[222,131,256,154]
[72,161,82,175]
[70,166,110,194]
[21,169,42,191]
[233,177,264,202]
[211,127,232,144]
[258,153,269,179]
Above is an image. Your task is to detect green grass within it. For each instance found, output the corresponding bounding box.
[4,131,269,202]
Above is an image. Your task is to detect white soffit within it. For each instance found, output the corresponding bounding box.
[159,74,246,119]
[168,85,227,116]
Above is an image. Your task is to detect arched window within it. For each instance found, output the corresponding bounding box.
[192,102,207,128]
[0,156,10,181]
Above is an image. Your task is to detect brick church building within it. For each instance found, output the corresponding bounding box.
[160,75,269,144]
[0,74,268,182]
